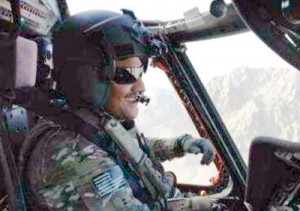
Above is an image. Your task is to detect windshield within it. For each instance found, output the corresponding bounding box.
[186,32,299,162]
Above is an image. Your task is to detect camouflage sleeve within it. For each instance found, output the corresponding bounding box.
[27,127,150,211]
[126,127,185,162]
[146,136,186,162]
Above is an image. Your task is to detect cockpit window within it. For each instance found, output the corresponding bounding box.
[135,62,219,185]
[186,32,300,162]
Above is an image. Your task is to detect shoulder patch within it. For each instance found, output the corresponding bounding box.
[92,165,126,197]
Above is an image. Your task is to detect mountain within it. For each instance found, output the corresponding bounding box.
[206,67,300,161]
[137,67,300,161]
[136,87,199,138]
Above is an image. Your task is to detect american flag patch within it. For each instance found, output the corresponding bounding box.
[92,165,127,197]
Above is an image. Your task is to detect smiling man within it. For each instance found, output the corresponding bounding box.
[22,10,216,210]
[106,57,145,121]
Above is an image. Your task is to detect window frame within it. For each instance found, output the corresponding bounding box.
[151,40,247,197]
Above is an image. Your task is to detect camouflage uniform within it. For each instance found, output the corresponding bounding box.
[21,118,185,210]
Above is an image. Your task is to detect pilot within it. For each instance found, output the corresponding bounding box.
[21,10,216,210]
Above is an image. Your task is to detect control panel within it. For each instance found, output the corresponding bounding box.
[0,0,59,35]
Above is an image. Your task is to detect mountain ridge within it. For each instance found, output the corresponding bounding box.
[206,66,300,160]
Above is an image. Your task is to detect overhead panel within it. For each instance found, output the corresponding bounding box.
[0,0,59,35]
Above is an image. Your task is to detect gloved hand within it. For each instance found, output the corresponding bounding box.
[178,134,216,165]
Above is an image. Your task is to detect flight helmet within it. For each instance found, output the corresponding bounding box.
[53,10,153,108]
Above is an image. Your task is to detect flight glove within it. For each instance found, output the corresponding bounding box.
[178,134,216,165]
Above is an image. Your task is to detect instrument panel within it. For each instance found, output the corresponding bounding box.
[0,0,59,35]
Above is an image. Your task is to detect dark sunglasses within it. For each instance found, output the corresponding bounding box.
[113,66,144,84]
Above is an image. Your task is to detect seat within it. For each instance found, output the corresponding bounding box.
[0,34,38,211]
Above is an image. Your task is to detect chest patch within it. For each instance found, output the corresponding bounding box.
[92,165,127,197]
